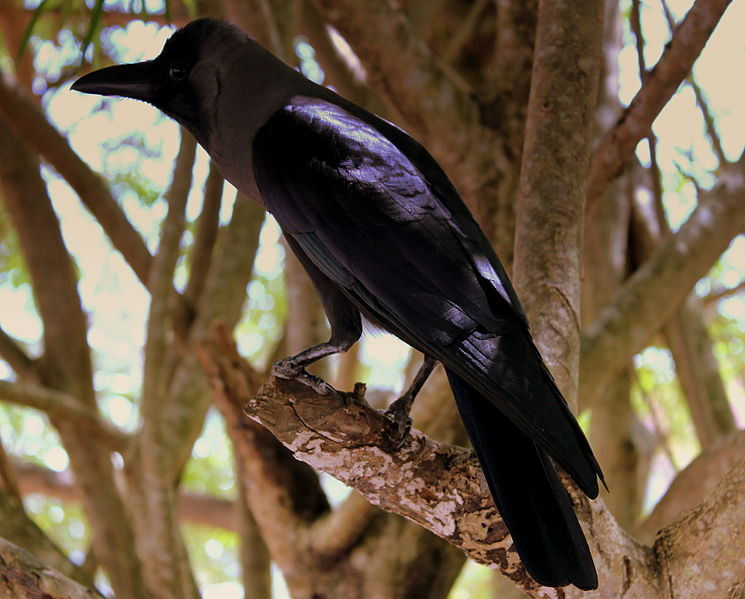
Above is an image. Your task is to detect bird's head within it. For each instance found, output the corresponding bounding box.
[72,18,247,145]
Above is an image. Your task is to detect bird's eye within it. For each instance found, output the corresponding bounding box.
[168,62,189,81]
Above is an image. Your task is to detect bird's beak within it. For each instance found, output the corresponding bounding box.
[72,61,156,101]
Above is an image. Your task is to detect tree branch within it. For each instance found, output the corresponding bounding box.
[655,456,745,598]
[586,0,733,209]
[200,326,665,598]
[0,380,129,452]
[0,538,105,599]
[183,161,223,315]
[0,123,146,599]
[11,460,236,531]
[637,429,745,544]
[581,156,745,405]
[0,325,38,382]
[0,73,153,286]
[512,0,604,406]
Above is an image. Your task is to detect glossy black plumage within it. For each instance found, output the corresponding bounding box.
[72,18,604,589]
[253,98,602,589]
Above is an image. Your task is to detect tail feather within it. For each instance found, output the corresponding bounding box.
[447,370,598,590]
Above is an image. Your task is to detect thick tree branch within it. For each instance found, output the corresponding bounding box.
[0,380,128,452]
[201,327,666,598]
[586,0,733,209]
[0,73,153,286]
[0,538,104,599]
[581,157,745,405]
[0,124,145,599]
[512,0,604,406]
[0,439,95,588]
[655,456,744,598]
[637,429,745,544]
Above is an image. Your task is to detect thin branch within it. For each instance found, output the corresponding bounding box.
[183,160,223,314]
[442,0,489,65]
[0,380,129,452]
[659,0,728,165]
[137,129,198,599]
[0,538,105,599]
[581,157,745,407]
[0,324,38,382]
[234,455,272,599]
[0,73,153,286]
[703,279,745,305]
[586,0,734,210]
[12,460,236,531]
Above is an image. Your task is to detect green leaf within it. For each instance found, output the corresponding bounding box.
[80,0,106,64]
[17,0,51,60]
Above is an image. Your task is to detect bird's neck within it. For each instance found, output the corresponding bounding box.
[206,41,312,199]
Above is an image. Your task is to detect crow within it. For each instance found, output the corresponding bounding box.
[73,18,604,589]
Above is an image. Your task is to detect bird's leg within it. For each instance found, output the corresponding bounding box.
[272,341,349,395]
[385,355,438,444]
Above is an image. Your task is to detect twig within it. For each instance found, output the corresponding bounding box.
[586,0,733,209]
[659,0,729,167]
[442,0,489,65]
[703,279,745,305]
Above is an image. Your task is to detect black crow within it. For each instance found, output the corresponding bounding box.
[73,18,604,589]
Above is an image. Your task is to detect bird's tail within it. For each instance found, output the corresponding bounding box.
[446,370,598,590]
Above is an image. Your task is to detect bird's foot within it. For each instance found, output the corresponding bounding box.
[272,360,338,397]
[384,395,413,448]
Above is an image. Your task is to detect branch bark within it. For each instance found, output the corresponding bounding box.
[200,326,671,598]
[581,157,745,405]
[512,0,604,406]
[0,538,104,599]
[654,456,745,598]
[636,429,745,544]
[586,0,733,209]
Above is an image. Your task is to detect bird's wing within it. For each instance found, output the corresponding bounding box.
[253,96,524,339]
[252,96,600,490]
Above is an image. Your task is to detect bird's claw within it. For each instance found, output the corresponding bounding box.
[272,361,340,397]
[384,396,413,449]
